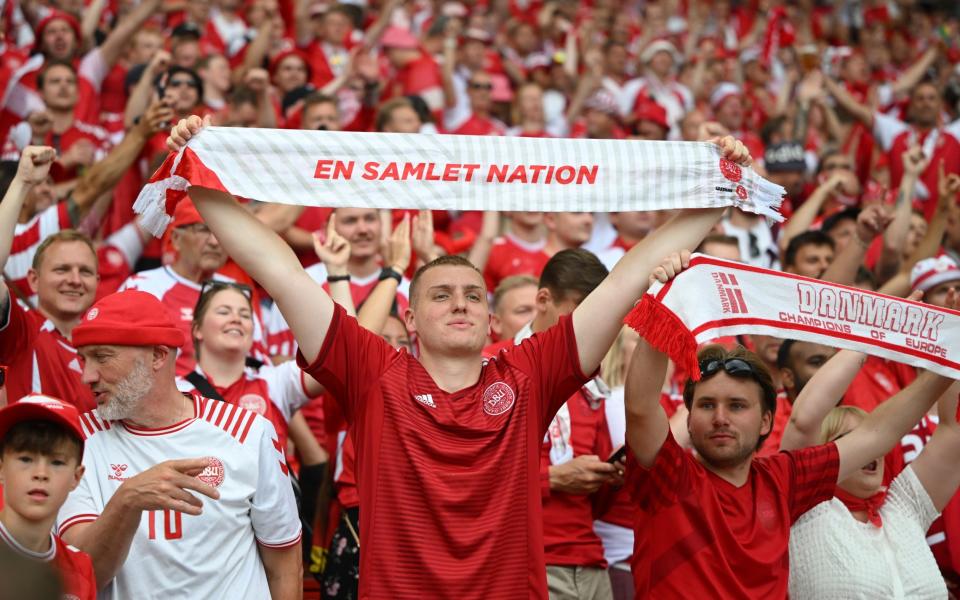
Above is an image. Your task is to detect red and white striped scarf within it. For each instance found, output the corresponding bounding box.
[134,127,785,236]
[626,254,960,380]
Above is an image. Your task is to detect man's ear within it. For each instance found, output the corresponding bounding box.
[26,268,40,295]
[403,306,417,336]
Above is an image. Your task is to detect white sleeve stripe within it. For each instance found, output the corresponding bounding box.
[256,531,302,548]
[58,514,99,535]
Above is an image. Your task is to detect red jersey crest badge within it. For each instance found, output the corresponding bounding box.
[719,158,743,183]
[482,382,516,416]
[197,456,225,488]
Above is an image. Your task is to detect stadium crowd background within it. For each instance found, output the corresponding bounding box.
[3,0,960,598]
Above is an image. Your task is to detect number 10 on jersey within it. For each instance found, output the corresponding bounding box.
[147,509,183,540]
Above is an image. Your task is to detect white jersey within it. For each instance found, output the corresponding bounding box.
[58,395,301,600]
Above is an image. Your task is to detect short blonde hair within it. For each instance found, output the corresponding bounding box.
[819,405,867,445]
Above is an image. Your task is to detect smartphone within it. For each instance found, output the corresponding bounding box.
[607,446,627,464]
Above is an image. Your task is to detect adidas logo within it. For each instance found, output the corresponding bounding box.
[414,394,436,408]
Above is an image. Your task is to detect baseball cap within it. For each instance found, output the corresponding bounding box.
[381,27,419,50]
[911,256,960,293]
[633,100,669,131]
[171,22,202,41]
[763,142,807,173]
[0,395,84,450]
[72,290,186,349]
[709,82,742,110]
[640,39,680,65]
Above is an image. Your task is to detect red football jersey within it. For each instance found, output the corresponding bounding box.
[0,299,94,411]
[0,522,96,600]
[298,304,589,598]
[629,433,839,599]
[540,389,613,567]
[482,234,549,293]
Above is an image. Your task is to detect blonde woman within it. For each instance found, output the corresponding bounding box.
[782,349,960,599]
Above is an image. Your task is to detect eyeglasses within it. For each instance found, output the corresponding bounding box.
[699,357,760,380]
[468,82,493,91]
[199,280,253,301]
[168,79,198,89]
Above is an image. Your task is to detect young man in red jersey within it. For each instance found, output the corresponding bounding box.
[624,251,956,599]
[0,394,96,600]
[167,114,750,598]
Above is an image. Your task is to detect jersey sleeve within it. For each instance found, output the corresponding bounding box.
[57,450,102,536]
[251,418,302,548]
[503,314,592,431]
[872,112,909,152]
[887,464,940,532]
[0,296,36,362]
[782,442,840,522]
[260,361,311,423]
[295,303,398,423]
[625,431,695,512]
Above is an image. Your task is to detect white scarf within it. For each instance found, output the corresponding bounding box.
[134,127,785,236]
[626,254,960,379]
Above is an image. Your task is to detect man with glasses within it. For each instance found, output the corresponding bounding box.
[623,251,955,599]
[119,199,268,375]
[449,71,506,136]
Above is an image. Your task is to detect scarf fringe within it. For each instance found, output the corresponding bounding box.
[746,176,786,223]
[133,176,190,237]
[624,295,701,381]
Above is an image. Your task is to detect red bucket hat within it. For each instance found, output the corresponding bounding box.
[72,290,186,348]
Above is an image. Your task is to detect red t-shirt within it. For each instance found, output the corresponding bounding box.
[449,114,507,136]
[0,523,96,600]
[628,433,839,599]
[482,234,549,292]
[298,304,589,598]
[757,390,792,457]
[873,113,960,222]
[0,299,94,411]
[843,355,915,413]
[540,390,613,567]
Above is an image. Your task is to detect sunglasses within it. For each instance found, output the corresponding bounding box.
[468,82,493,91]
[699,358,760,380]
[167,79,198,89]
[199,280,253,300]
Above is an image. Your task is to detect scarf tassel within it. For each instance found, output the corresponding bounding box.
[624,295,702,381]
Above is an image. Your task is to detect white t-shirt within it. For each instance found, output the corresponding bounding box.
[789,465,946,600]
[58,395,301,600]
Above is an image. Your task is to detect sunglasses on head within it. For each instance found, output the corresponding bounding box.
[699,357,760,380]
[199,280,253,300]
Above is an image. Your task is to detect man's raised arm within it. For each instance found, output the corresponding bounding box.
[168,117,334,363]
[572,136,752,375]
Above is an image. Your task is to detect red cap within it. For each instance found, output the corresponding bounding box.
[171,199,204,229]
[72,290,186,349]
[381,26,419,50]
[0,395,84,449]
[33,10,82,50]
[633,100,669,131]
[269,49,312,81]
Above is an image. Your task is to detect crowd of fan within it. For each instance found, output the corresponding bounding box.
[3,0,960,599]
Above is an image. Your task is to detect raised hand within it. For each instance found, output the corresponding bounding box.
[712,135,751,166]
[902,145,930,178]
[139,98,175,136]
[855,203,893,244]
[167,114,211,153]
[411,210,437,264]
[60,139,96,169]
[118,458,221,516]
[649,250,693,286]
[313,213,351,276]
[938,159,960,200]
[386,213,412,272]
[16,146,56,185]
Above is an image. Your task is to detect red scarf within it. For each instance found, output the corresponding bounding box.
[835,487,887,527]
